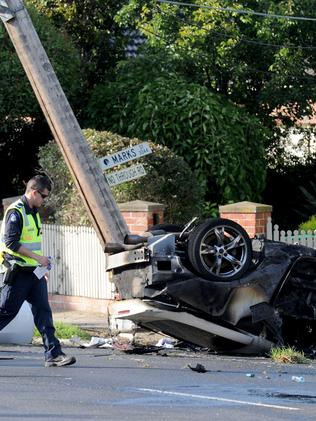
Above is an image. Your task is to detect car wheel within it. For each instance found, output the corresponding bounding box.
[187,218,252,281]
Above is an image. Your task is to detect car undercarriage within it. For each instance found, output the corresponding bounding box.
[109,218,316,354]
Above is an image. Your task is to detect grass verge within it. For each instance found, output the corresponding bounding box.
[270,346,309,364]
[34,321,91,340]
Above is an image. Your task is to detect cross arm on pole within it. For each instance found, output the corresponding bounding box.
[0,1,15,23]
[0,0,24,23]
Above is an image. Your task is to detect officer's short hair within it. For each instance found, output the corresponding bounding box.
[26,175,52,193]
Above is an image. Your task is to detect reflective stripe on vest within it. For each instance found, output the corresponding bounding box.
[0,198,43,267]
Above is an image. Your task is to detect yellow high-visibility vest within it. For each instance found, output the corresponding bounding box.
[0,198,42,267]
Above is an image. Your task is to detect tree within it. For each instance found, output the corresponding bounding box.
[116,1,316,161]
[38,129,205,224]
[28,0,130,86]
[87,54,268,205]
[0,2,82,199]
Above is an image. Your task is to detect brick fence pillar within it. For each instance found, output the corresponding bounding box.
[118,200,165,235]
[219,201,272,238]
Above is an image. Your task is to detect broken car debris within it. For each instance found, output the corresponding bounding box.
[109,218,316,355]
[69,334,196,355]
[3,6,314,359]
[188,363,207,373]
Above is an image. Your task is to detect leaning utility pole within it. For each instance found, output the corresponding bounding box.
[0,0,129,250]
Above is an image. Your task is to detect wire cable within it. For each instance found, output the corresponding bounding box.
[188,27,316,50]
[158,0,316,22]
[139,25,315,81]
[154,3,316,50]
[156,5,316,50]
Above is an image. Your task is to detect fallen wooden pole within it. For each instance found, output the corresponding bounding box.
[1,0,129,250]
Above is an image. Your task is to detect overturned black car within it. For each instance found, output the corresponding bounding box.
[108,218,316,354]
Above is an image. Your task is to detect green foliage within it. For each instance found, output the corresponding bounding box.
[34,321,91,340]
[116,1,316,163]
[270,346,309,364]
[87,56,268,205]
[202,201,219,219]
[299,215,316,232]
[28,0,128,85]
[0,2,83,199]
[0,2,82,129]
[38,129,204,225]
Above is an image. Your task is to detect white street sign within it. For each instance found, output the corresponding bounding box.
[98,142,152,171]
[105,164,146,187]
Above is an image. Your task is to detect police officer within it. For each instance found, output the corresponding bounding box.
[0,175,76,367]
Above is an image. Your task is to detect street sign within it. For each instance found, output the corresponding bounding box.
[105,164,146,187]
[98,142,152,171]
[0,1,14,22]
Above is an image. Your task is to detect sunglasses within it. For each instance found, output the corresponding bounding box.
[37,190,49,200]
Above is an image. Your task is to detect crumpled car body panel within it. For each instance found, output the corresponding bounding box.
[156,241,316,318]
[110,239,316,354]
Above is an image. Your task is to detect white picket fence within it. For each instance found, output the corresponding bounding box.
[42,224,113,299]
[266,217,316,249]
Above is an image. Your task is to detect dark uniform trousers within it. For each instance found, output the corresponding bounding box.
[0,268,62,360]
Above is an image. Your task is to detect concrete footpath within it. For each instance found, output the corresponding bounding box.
[51,309,166,346]
[53,309,109,330]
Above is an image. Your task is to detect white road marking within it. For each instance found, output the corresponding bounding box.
[138,388,300,411]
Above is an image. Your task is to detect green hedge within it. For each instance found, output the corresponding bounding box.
[87,57,268,205]
[299,215,316,232]
[38,129,204,225]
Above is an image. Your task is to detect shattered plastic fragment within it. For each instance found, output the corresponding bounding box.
[291,376,305,383]
[82,336,113,348]
[155,337,176,348]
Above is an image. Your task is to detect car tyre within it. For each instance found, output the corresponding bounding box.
[187,218,252,281]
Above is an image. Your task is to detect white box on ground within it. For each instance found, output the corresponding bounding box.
[0,301,34,344]
[98,142,152,171]
[105,164,146,187]
[109,315,135,333]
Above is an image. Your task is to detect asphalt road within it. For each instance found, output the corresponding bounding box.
[0,345,315,421]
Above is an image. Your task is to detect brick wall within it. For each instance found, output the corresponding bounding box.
[118,200,165,235]
[219,201,272,238]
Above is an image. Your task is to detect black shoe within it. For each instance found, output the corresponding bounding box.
[45,354,76,367]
